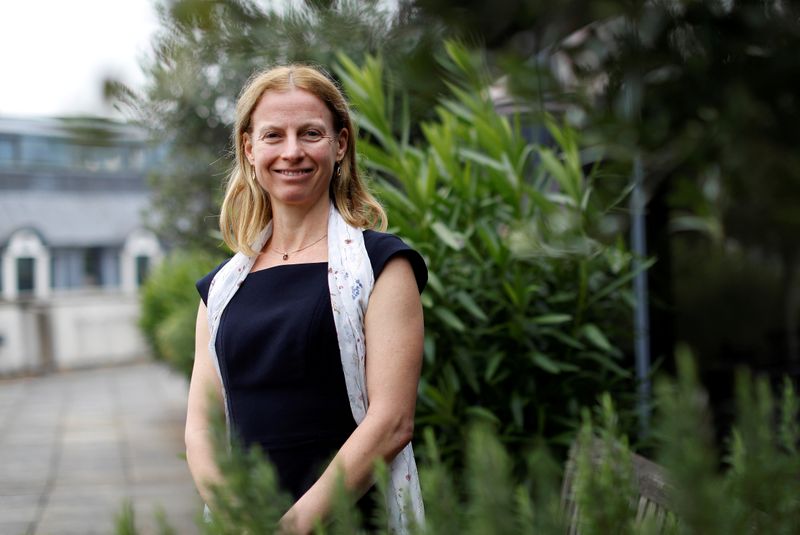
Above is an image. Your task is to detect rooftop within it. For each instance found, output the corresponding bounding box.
[0,190,151,247]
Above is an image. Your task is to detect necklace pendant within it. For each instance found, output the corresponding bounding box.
[282,253,289,261]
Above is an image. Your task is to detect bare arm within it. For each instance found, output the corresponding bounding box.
[280,256,424,534]
[185,299,225,506]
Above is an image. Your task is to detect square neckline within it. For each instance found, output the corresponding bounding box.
[249,261,328,275]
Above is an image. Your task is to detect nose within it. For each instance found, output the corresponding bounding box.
[280,134,304,160]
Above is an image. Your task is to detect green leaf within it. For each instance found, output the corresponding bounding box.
[476,221,503,264]
[484,352,504,383]
[579,351,632,377]
[502,281,521,308]
[434,307,467,332]
[458,147,506,172]
[455,291,488,322]
[431,220,465,250]
[423,333,436,365]
[510,392,525,429]
[531,313,572,325]
[530,352,563,374]
[465,406,501,425]
[582,323,613,352]
[586,256,656,307]
[540,327,586,350]
[420,292,433,309]
[426,271,446,297]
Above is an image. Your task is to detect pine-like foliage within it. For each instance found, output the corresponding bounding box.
[117,351,799,534]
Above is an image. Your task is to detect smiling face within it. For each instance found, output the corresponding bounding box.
[243,88,348,212]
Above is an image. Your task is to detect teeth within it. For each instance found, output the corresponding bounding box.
[279,170,310,176]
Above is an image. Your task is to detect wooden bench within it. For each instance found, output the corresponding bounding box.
[561,437,677,534]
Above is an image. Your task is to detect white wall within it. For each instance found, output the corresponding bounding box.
[0,291,150,375]
[49,291,149,369]
[0,302,43,374]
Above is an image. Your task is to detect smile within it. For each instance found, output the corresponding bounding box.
[275,169,313,177]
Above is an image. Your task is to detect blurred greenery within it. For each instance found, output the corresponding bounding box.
[338,44,644,464]
[117,351,800,534]
[139,249,223,376]
[434,0,800,403]
[136,43,643,468]
[116,1,800,531]
[545,0,800,369]
[126,0,800,479]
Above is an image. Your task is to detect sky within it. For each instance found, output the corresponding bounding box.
[0,0,160,119]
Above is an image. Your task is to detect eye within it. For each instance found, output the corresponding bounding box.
[260,131,282,143]
[302,129,324,142]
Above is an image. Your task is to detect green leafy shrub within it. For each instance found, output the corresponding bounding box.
[139,250,223,376]
[117,351,800,535]
[656,349,800,535]
[336,44,645,463]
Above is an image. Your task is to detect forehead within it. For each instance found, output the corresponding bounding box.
[250,88,334,128]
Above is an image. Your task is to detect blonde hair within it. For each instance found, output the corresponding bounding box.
[219,64,387,255]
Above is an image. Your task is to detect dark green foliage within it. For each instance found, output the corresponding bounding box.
[574,396,637,535]
[672,239,785,370]
[154,507,177,535]
[556,0,800,365]
[115,354,800,534]
[654,350,800,535]
[321,473,365,535]
[337,44,643,464]
[724,373,800,534]
[139,250,223,376]
[114,500,137,535]
[200,403,293,534]
[654,349,732,534]
[113,500,177,535]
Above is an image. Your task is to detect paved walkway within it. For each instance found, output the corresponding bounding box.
[0,362,202,535]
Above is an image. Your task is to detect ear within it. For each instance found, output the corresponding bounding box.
[335,128,348,161]
[243,132,255,165]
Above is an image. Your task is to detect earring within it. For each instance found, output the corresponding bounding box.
[335,162,342,180]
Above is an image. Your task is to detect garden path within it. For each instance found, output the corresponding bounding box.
[0,362,201,534]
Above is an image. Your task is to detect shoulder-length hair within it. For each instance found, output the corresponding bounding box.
[219,64,387,255]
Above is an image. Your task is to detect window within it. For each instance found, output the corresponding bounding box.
[135,255,150,287]
[83,247,102,287]
[0,135,17,166]
[17,257,35,294]
[16,135,76,169]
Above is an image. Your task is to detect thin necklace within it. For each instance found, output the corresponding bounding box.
[270,233,327,261]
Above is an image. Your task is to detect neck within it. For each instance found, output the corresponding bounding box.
[268,197,330,252]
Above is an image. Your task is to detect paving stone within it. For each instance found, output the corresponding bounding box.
[0,493,40,523]
[0,521,31,535]
[0,362,200,534]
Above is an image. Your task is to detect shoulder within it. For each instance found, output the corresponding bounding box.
[363,230,427,293]
[195,258,232,305]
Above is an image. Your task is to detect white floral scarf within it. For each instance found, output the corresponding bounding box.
[206,202,424,533]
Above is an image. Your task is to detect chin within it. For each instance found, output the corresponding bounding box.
[271,190,330,210]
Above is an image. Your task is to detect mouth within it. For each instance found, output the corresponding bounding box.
[274,168,313,177]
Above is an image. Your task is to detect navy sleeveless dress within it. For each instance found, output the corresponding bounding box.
[196,230,427,520]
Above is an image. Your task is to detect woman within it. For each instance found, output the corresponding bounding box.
[185,64,427,534]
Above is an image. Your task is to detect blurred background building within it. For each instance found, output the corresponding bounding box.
[0,116,164,375]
